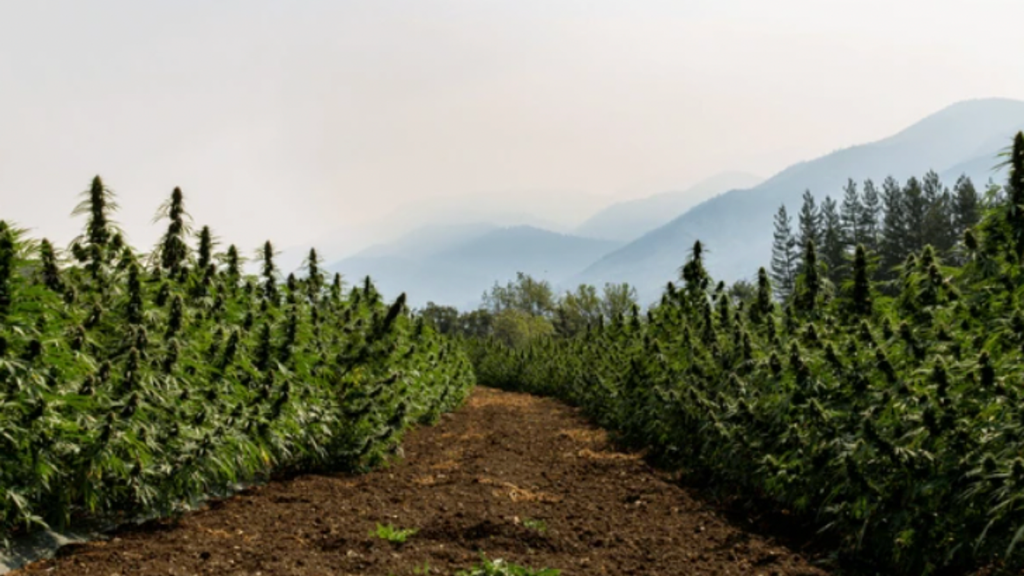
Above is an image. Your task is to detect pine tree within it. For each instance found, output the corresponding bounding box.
[880,176,907,280]
[770,205,797,301]
[952,175,980,235]
[796,190,821,267]
[840,178,863,251]
[859,179,882,254]
[820,196,844,282]
[903,176,928,255]
[921,170,955,253]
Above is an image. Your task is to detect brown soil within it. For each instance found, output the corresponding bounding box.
[13,388,830,575]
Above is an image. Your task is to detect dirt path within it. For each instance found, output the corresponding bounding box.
[13,388,829,576]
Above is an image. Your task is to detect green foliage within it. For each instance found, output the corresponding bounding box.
[0,179,474,543]
[777,172,984,298]
[469,134,1024,574]
[521,517,547,533]
[482,272,556,318]
[370,522,418,544]
[454,309,494,339]
[553,284,601,336]
[419,302,460,335]
[491,309,554,348]
[553,282,638,336]
[457,556,561,576]
[820,195,844,281]
[154,186,191,276]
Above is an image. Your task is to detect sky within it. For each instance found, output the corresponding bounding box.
[2,0,1023,265]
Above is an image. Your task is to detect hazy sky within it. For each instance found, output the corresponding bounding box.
[2,0,1023,261]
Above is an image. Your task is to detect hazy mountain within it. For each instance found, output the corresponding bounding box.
[369,190,615,237]
[939,154,1009,190]
[355,223,499,259]
[328,226,623,309]
[274,190,617,274]
[574,171,764,241]
[574,98,1024,305]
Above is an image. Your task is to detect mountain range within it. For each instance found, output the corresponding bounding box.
[328,226,622,309]
[573,171,763,242]
[573,98,1024,305]
[328,97,1024,310]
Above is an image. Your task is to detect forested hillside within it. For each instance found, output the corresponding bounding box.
[768,171,985,300]
[464,133,1024,574]
[574,98,1024,303]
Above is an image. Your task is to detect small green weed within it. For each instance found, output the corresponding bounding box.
[521,518,547,533]
[370,522,418,544]
[457,555,561,576]
[413,561,433,574]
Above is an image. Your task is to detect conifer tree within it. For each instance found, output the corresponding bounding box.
[796,190,821,266]
[903,176,928,255]
[859,179,882,254]
[820,196,844,282]
[880,176,907,280]
[952,175,980,236]
[921,170,955,253]
[840,178,863,250]
[770,205,797,300]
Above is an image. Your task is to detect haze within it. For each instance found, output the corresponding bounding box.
[2,0,1023,263]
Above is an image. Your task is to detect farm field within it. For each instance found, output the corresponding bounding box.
[0,178,474,565]
[465,136,1024,575]
[7,5,1024,575]
[9,387,827,576]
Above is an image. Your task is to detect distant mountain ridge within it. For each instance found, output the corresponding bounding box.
[573,98,1024,305]
[574,171,763,242]
[354,223,499,259]
[328,225,622,309]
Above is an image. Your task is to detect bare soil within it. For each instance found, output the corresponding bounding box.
[13,387,830,575]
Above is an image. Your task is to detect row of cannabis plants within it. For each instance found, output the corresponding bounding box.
[468,133,1024,574]
[0,178,475,545]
